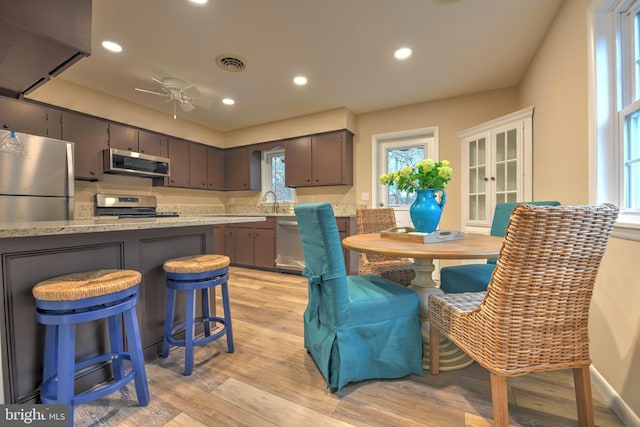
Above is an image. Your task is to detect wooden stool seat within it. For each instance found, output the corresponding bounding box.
[163,254,230,274]
[162,254,233,375]
[33,269,142,301]
[33,269,149,425]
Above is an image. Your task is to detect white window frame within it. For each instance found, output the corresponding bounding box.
[261,147,294,203]
[589,0,640,240]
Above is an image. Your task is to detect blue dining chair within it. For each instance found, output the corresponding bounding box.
[295,203,423,391]
[439,201,560,293]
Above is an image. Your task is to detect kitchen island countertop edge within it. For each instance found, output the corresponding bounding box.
[0,216,267,239]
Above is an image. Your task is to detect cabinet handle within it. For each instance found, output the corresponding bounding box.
[484,177,488,181]
[490,176,495,181]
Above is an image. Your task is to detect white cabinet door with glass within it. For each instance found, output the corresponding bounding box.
[459,106,533,233]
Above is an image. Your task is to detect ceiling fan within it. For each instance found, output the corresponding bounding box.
[134,77,213,119]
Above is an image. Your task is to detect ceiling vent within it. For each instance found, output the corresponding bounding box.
[215,55,246,72]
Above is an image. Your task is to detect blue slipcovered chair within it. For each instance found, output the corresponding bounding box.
[295,203,423,391]
[439,201,560,293]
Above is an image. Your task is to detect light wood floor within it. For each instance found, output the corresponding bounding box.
[75,267,624,427]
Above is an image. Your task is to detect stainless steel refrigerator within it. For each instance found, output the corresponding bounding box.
[0,130,74,222]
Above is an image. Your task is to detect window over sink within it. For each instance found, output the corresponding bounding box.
[262,148,293,203]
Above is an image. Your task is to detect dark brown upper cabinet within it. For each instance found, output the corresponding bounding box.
[166,137,190,188]
[138,129,168,157]
[0,96,61,139]
[108,124,168,158]
[285,130,353,187]
[108,123,138,152]
[61,111,109,181]
[224,147,261,190]
[207,146,225,190]
[189,143,208,189]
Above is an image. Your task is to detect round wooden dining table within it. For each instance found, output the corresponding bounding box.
[342,232,504,371]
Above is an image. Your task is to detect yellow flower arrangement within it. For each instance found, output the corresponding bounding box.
[379,159,453,192]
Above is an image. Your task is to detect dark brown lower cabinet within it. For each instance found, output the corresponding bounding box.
[221,218,276,270]
[0,225,214,403]
[220,216,353,273]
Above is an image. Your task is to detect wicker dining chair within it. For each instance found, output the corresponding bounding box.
[355,208,415,286]
[429,203,619,427]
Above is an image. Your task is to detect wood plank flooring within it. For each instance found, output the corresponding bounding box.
[74,267,624,426]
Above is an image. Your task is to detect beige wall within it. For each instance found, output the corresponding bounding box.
[223,107,355,147]
[519,0,640,419]
[354,89,518,231]
[29,78,224,147]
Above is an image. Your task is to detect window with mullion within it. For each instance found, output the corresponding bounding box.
[619,3,640,211]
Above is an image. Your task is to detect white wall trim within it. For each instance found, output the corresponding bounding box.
[370,126,439,209]
[590,365,640,426]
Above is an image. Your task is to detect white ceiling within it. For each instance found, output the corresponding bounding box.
[57,0,563,132]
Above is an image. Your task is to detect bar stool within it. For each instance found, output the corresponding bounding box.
[32,269,150,425]
[162,254,234,375]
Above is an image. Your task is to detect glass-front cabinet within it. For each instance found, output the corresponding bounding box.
[460,106,533,233]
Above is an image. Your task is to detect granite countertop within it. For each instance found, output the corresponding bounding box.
[0,215,266,239]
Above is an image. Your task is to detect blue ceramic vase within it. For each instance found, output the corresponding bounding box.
[409,188,446,233]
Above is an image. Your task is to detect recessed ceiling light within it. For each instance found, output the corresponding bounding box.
[394,47,412,60]
[189,0,208,4]
[102,40,122,53]
[293,76,308,86]
[222,98,235,105]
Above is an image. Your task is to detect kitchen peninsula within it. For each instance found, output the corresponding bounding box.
[0,215,264,405]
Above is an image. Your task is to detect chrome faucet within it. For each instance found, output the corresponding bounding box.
[262,191,279,213]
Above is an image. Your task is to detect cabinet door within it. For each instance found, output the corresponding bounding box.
[224,147,249,190]
[254,228,275,270]
[61,111,109,180]
[464,133,490,225]
[138,129,167,157]
[167,137,190,187]
[284,137,312,186]
[108,123,138,152]
[0,97,50,137]
[311,132,345,186]
[189,143,208,189]
[223,227,236,263]
[234,227,254,266]
[460,107,533,232]
[207,146,225,190]
[492,123,521,205]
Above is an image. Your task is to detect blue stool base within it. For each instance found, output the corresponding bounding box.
[36,286,150,425]
[162,267,234,375]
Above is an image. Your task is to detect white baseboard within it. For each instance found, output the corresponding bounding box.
[590,365,640,426]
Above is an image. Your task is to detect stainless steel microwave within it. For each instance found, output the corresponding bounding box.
[103,148,170,178]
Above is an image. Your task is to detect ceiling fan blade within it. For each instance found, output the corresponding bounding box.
[135,88,167,97]
[191,97,213,109]
[182,85,201,98]
[179,102,195,112]
[151,77,165,86]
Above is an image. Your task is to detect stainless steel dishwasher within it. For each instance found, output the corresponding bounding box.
[276,217,305,273]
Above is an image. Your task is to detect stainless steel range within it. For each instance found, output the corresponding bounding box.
[94,194,179,218]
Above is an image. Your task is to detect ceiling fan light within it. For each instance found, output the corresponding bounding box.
[293,76,307,86]
[222,98,235,105]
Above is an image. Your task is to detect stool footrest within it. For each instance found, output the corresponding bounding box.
[41,352,137,405]
[167,316,228,347]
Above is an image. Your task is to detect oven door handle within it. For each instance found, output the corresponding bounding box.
[278,220,299,226]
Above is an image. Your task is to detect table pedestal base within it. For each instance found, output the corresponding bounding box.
[409,258,474,371]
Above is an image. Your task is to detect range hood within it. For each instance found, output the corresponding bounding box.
[0,0,92,98]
